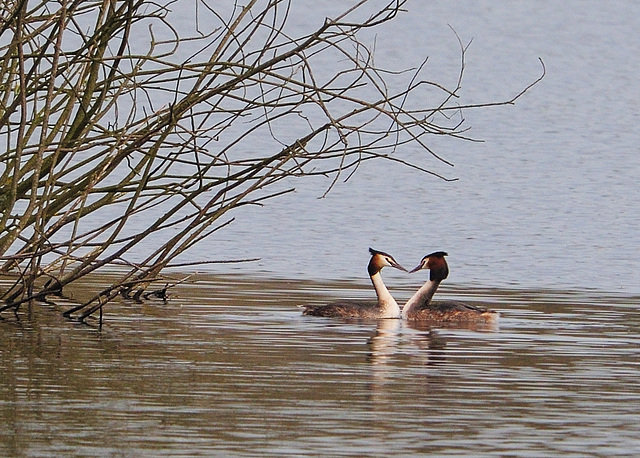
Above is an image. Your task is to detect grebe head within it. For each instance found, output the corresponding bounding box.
[368,247,408,276]
[409,251,449,281]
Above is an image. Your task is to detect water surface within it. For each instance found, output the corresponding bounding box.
[179,0,640,295]
[1,273,639,456]
[2,1,640,456]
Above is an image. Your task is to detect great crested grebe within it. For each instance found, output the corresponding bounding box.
[401,251,498,324]
[302,248,407,319]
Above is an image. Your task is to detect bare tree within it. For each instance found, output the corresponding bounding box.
[0,0,544,321]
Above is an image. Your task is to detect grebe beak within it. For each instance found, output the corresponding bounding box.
[409,263,424,274]
[409,259,426,274]
[391,261,408,272]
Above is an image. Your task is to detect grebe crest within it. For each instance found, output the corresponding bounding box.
[409,251,449,281]
[368,247,406,276]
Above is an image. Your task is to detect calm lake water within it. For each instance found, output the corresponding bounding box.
[194,0,640,295]
[2,0,640,456]
[1,273,640,456]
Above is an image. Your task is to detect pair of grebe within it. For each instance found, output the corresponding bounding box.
[302,248,498,324]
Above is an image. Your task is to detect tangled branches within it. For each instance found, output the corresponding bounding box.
[0,0,543,321]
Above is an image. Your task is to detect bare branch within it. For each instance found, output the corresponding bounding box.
[0,0,543,321]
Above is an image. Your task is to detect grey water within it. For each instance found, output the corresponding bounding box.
[2,1,640,456]
[197,0,640,295]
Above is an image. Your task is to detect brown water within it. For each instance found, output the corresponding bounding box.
[1,273,639,456]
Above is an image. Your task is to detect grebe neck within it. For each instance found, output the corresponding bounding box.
[401,279,441,319]
[371,271,400,318]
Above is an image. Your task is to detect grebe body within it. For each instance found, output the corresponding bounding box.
[303,248,407,319]
[402,251,498,324]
